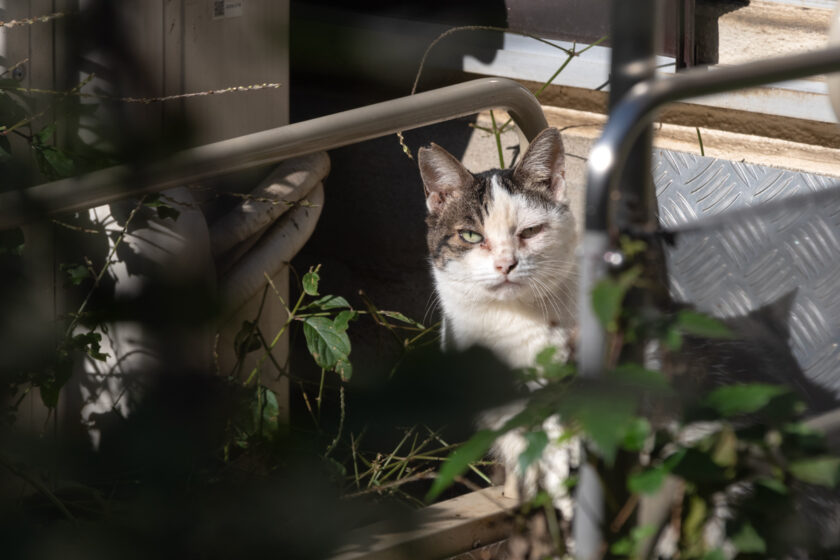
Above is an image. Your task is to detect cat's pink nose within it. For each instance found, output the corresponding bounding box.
[494,257,518,275]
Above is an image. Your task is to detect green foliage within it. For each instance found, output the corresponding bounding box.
[303,317,351,373]
[731,522,766,554]
[426,233,840,558]
[703,383,788,417]
[31,124,75,180]
[591,265,641,332]
[426,429,497,502]
[675,310,733,339]
[610,524,656,557]
[519,430,549,474]
[302,267,320,296]
[142,193,181,221]
[787,456,840,487]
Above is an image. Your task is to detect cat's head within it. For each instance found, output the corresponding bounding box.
[418,128,576,306]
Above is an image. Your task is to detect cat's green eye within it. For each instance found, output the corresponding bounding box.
[519,224,545,239]
[458,230,484,244]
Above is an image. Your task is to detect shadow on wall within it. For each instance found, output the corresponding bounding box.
[289,0,509,382]
[695,0,750,64]
[290,0,506,92]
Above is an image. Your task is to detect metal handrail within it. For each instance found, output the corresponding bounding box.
[585,45,840,234]
[578,45,840,381]
[0,77,548,229]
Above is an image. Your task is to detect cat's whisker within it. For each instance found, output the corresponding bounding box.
[532,276,573,320]
[528,279,557,323]
[423,292,442,326]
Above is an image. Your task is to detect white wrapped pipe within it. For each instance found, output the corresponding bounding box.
[209,151,330,258]
[219,181,325,317]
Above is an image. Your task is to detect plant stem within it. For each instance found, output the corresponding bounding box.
[696,127,705,156]
[316,368,325,420]
[324,385,345,458]
[490,110,505,168]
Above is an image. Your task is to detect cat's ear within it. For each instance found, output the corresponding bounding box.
[513,128,567,203]
[418,143,472,214]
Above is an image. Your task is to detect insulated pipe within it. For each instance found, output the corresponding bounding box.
[0,77,547,230]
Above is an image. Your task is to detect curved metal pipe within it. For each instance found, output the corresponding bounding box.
[0,77,547,229]
[580,46,840,379]
[585,45,840,234]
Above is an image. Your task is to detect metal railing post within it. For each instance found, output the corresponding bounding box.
[574,4,663,558]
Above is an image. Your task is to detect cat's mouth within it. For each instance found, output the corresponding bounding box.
[488,278,521,290]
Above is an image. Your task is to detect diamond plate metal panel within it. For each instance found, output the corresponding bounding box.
[653,149,840,393]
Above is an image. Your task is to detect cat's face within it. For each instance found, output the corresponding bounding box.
[419,128,576,306]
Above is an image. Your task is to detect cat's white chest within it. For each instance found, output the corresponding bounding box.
[443,299,572,368]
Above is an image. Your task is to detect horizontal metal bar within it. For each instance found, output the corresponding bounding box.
[585,45,840,233]
[0,77,547,229]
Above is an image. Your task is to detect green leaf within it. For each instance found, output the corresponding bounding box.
[683,495,708,550]
[676,310,733,339]
[609,537,634,556]
[628,465,667,495]
[253,386,280,440]
[701,549,726,560]
[619,235,648,258]
[576,394,636,464]
[611,363,669,391]
[670,448,727,483]
[426,429,497,502]
[302,316,350,370]
[143,194,180,220]
[379,310,425,328]
[335,357,353,382]
[591,279,624,332]
[71,331,109,361]
[63,263,91,286]
[756,477,787,495]
[731,522,766,554]
[518,430,549,475]
[308,294,350,310]
[622,417,651,452]
[333,310,357,333]
[590,266,641,332]
[711,426,737,467]
[302,269,320,296]
[536,346,575,380]
[41,146,75,178]
[609,524,655,557]
[664,326,683,350]
[35,123,56,144]
[704,383,788,417]
[788,456,840,487]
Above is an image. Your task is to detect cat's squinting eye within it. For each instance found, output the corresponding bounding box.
[519,224,545,239]
[458,230,484,244]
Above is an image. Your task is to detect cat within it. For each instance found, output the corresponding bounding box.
[418,127,578,512]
